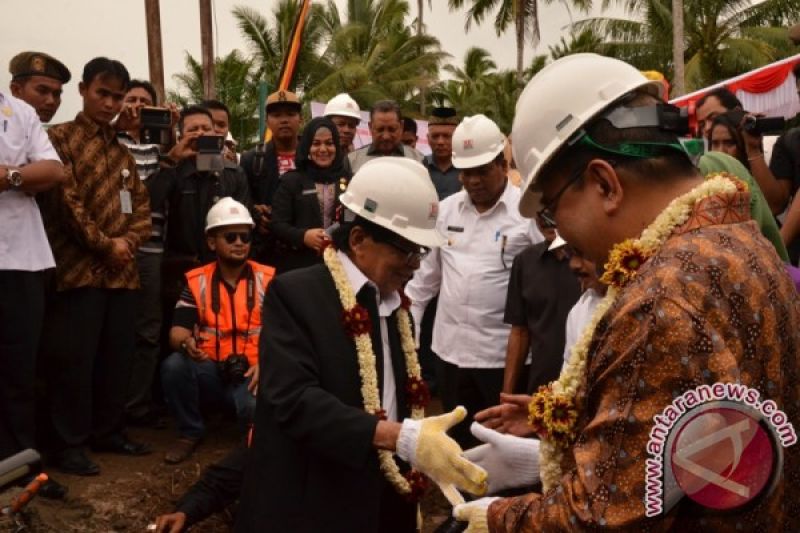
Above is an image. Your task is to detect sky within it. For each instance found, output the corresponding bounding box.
[1,0,627,123]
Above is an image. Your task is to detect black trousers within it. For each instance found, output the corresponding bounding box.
[437,359,505,449]
[378,478,417,533]
[41,287,136,449]
[0,270,45,460]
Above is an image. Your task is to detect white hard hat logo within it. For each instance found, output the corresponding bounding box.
[364,198,378,213]
[429,203,438,220]
[463,139,474,150]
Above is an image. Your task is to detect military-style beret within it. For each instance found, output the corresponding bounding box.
[9,51,71,84]
[266,90,301,112]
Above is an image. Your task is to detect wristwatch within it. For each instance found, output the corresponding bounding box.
[6,169,23,189]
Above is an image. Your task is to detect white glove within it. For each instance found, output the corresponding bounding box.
[397,407,488,496]
[463,422,540,494]
[453,497,499,533]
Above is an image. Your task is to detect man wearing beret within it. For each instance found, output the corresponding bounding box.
[9,51,70,123]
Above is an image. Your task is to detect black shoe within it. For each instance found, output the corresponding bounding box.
[53,448,100,476]
[92,433,151,456]
[17,474,68,500]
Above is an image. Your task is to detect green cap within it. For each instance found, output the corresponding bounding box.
[9,51,71,84]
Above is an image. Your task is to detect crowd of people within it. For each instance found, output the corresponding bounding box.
[1,44,799,533]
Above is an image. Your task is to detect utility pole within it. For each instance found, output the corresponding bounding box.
[418,0,426,115]
[199,0,216,99]
[671,0,685,97]
[144,0,166,104]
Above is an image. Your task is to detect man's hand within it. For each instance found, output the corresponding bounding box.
[115,103,141,133]
[109,237,134,267]
[245,363,259,396]
[396,406,488,496]
[452,497,498,533]
[182,330,209,361]
[474,393,534,437]
[254,204,271,234]
[303,228,330,252]
[464,422,540,494]
[166,132,202,163]
[154,512,187,533]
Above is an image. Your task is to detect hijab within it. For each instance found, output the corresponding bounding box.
[295,116,348,184]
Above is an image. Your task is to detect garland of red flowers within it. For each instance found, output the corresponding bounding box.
[324,247,430,499]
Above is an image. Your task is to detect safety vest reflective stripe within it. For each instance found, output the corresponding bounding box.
[201,327,262,338]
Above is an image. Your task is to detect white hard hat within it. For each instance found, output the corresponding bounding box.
[340,158,446,248]
[205,197,254,232]
[451,114,506,169]
[513,53,663,217]
[324,93,362,120]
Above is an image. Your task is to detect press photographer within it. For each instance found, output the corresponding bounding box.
[696,87,790,214]
[160,198,274,465]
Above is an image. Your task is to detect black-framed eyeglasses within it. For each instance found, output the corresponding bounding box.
[222,231,252,244]
[536,165,585,228]
[386,239,430,265]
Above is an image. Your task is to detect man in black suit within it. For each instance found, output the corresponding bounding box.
[236,158,487,533]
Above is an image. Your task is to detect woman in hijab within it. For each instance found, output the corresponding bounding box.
[270,117,351,273]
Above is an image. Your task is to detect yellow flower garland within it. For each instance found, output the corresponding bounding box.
[323,247,425,494]
[534,173,741,492]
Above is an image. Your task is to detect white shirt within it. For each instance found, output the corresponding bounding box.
[406,180,544,368]
[561,288,604,370]
[338,251,402,421]
[0,92,60,271]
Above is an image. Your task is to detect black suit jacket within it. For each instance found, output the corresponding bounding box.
[236,264,414,533]
[270,171,349,273]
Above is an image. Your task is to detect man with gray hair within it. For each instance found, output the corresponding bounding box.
[348,100,423,173]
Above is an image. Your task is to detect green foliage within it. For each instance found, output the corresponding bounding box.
[168,50,260,148]
[575,0,800,94]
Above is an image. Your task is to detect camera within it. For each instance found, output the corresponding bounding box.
[139,107,172,145]
[196,135,225,172]
[218,353,250,385]
[742,115,786,136]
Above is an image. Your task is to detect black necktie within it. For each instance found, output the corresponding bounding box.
[356,284,384,395]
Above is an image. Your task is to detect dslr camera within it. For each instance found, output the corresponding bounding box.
[218,353,250,385]
[742,114,786,136]
[139,107,172,145]
[196,135,225,172]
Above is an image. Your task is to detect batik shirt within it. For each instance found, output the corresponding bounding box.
[41,112,151,290]
[488,180,800,531]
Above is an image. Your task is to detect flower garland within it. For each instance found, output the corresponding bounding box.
[529,173,742,492]
[323,246,430,499]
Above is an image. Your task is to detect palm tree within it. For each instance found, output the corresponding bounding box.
[576,0,800,94]
[169,50,261,147]
[232,1,327,93]
[447,0,592,84]
[308,0,448,116]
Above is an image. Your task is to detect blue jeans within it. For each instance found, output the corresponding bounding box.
[160,352,255,439]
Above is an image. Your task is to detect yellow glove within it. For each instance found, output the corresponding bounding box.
[453,497,498,533]
[397,406,488,496]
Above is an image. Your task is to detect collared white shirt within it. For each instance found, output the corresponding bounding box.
[406,180,544,368]
[561,288,603,370]
[338,250,402,421]
[0,91,60,271]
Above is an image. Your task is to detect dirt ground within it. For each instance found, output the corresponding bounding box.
[0,419,452,532]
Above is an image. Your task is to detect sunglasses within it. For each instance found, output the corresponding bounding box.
[222,231,252,244]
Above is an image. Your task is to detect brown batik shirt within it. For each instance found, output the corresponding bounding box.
[488,181,800,531]
[41,112,151,291]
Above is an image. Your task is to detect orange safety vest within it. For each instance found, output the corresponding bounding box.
[185,260,275,366]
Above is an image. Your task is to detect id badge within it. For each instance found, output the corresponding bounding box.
[119,189,133,214]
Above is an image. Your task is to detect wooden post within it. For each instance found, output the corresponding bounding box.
[144,0,166,104]
[671,0,685,97]
[199,0,216,99]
